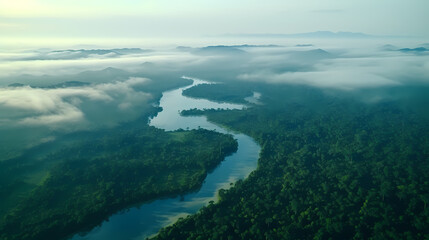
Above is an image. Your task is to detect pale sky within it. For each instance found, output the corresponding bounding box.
[1,0,429,40]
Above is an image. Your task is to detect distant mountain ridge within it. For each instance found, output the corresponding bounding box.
[23,48,150,61]
[2,67,129,88]
[380,45,429,54]
[399,47,428,53]
[50,48,149,55]
[176,44,284,56]
[223,31,374,38]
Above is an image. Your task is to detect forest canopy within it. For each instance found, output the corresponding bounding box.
[153,81,429,240]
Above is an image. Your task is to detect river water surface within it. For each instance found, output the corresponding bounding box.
[72,77,261,240]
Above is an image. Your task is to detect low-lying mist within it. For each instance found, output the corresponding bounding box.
[1,38,428,160]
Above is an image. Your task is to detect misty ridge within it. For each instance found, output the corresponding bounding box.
[18,48,151,61]
[2,39,429,93]
[1,39,428,158]
[1,40,428,125]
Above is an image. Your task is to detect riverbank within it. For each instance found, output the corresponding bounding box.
[69,78,261,240]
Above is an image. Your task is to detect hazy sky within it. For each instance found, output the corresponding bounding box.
[1,0,429,40]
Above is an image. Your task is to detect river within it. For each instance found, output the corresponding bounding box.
[72,77,261,240]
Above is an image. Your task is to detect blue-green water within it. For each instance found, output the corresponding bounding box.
[72,77,261,240]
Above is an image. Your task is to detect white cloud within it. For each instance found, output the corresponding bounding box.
[238,49,429,90]
[19,103,84,125]
[239,70,398,90]
[0,77,152,129]
[0,86,111,112]
[125,77,150,86]
[0,49,197,78]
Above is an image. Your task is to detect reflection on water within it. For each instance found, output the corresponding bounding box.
[72,77,260,240]
[150,77,244,132]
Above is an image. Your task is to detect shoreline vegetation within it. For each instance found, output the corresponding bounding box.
[152,82,429,239]
[0,77,239,240]
[0,126,238,240]
[1,76,428,240]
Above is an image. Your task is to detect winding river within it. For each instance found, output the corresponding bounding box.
[72,77,261,240]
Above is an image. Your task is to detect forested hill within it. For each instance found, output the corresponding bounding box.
[154,83,429,239]
[0,127,237,240]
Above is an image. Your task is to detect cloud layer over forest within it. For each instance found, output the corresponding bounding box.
[0,77,151,129]
[1,40,429,130]
[0,39,428,160]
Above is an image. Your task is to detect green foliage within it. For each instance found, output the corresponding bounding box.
[0,127,237,240]
[153,84,429,239]
[181,108,215,116]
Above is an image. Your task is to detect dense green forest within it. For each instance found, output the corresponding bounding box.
[0,125,237,240]
[154,83,429,239]
[0,72,193,163]
[0,75,192,218]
